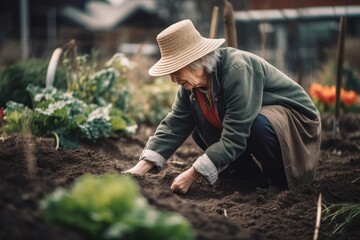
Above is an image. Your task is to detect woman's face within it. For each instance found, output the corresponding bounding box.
[169,66,207,90]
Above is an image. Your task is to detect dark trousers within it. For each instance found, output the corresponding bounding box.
[192,114,288,189]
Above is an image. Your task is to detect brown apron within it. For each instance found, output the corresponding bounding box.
[260,105,322,190]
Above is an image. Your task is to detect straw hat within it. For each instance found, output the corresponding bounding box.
[148,19,225,76]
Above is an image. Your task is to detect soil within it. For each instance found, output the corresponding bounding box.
[1,113,360,240]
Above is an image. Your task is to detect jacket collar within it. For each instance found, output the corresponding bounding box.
[212,51,224,96]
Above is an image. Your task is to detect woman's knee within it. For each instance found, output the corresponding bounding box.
[248,115,288,189]
[249,114,275,145]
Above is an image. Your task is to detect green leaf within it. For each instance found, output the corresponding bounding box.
[110,116,127,132]
[93,68,118,97]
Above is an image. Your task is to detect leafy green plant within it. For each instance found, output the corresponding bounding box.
[129,77,178,124]
[63,51,133,112]
[323,202,360,235]
[0,58,66,107]
[40,174,195,240]
[4,101,33,134]
[3,49,139,148]
[5,85,136,148]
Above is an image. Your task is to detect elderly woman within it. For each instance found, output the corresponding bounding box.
[125,19,321,194]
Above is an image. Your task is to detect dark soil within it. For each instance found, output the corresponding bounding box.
[1,113,360,240]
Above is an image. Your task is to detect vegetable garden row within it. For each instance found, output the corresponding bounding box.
[0,48,360,239]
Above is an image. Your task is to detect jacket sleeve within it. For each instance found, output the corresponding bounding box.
[140,87,195,167]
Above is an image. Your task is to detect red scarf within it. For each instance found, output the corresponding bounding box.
[195,89,222,130]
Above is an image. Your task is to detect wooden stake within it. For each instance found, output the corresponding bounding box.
[222,0,238,48]
[333,16,346,137]
[313,193,322,240]
[209,6,219,39]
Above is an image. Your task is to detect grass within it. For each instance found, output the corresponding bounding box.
[323,202,360,235]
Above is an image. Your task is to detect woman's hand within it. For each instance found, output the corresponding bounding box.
[123,160,155,175]
[170,167,200,194]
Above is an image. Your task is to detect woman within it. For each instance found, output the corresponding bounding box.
[125,19,321,194]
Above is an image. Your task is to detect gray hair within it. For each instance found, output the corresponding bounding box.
[188,48,221,74]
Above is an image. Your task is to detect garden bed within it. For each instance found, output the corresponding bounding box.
[1,113,360,240]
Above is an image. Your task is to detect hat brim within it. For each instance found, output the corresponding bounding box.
[148,38,225,76]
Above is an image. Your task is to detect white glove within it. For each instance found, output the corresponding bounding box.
[170,167,200,194]
[123,160,155,175]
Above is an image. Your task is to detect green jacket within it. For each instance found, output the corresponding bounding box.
[140,47,319,184]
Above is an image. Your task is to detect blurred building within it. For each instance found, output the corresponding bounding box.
[0,0,168,65]
[231,0,360,82]
[60,0,168,59]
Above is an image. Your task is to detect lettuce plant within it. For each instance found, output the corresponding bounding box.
[41,174,195,240]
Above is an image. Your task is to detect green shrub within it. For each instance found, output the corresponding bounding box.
[0,58,66,107]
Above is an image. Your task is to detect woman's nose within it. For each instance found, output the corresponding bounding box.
[170,74,178,82]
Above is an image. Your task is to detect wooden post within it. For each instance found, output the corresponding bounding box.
[209,6,219,38]
[222,0,238,48]
[333,16,346,137]
[20,0,30,60]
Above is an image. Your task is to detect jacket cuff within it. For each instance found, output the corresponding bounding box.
[192,154,218,185]
[139,149,166,169]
